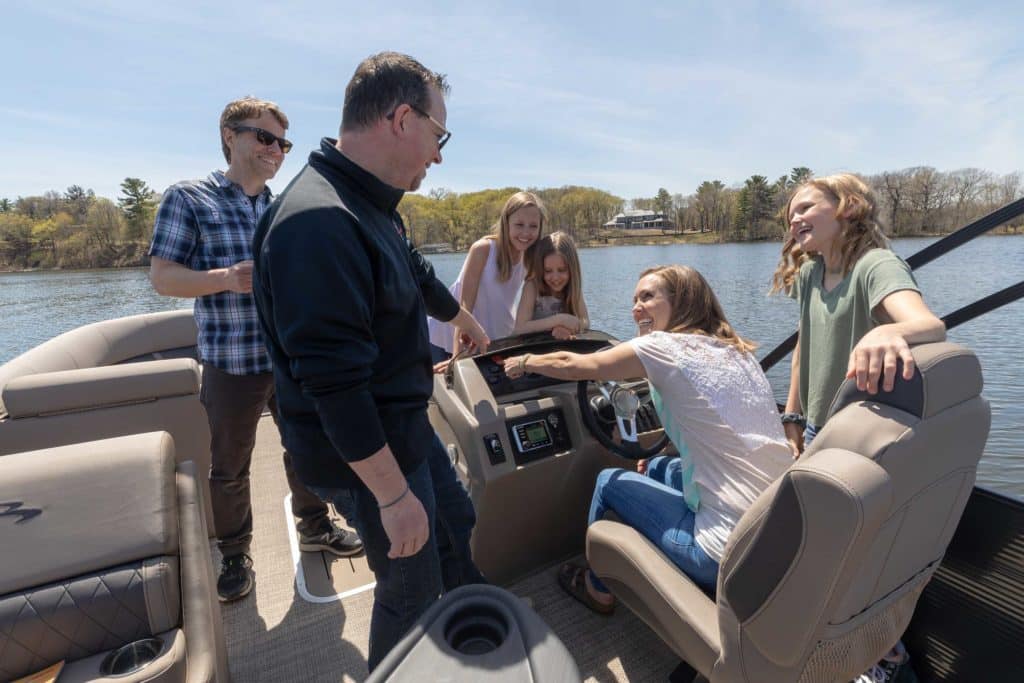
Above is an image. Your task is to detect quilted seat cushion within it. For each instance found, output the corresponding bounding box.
[0,558,178,681]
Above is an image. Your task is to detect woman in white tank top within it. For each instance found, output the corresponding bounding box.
[428,191,546,359]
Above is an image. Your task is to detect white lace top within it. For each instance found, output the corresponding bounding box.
[627,331,790,562]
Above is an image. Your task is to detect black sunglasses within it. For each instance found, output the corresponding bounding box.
[387,105,451,150]
[230,125,293,154]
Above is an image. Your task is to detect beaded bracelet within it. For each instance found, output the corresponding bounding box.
[518,354,531,373]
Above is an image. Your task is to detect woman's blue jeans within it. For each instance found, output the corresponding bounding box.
[587,455,719,595]
[804,422,821,446]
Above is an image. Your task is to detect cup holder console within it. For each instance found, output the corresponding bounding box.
[99,637,164,677]
[444,603,510,655]
[367,584,580,682]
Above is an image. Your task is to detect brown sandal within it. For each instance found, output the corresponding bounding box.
[557,562,615,615]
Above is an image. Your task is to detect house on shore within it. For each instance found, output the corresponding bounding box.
[603,210,674,230]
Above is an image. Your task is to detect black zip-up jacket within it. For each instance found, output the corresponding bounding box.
[253,138,459,488]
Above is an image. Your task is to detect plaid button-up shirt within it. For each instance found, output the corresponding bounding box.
[149,171,273,375]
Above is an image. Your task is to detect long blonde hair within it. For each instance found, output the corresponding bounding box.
[490,191,546,282]
[528,231,584,317]
[643,265,756,354]
[770,173,890,294]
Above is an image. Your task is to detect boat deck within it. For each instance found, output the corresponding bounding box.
[222,414,680,681]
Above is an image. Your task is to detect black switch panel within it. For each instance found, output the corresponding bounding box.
[483,432,506,465]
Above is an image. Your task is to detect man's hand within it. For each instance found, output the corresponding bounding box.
[224,260,254,294]
[637,458,649,474]
[846,326,915,394]
[457,323,489,354]
[379,488,430,559]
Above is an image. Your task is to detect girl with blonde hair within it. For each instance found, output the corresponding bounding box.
[513,231,590,339]
[770,172,945,455]
[428,191,544,360]
[772,172,945,682]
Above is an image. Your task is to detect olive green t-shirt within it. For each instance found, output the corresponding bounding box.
[792,248,920,427]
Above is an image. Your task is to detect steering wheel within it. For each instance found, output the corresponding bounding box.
[577,378,670,459]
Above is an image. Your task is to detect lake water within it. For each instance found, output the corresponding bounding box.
[2,237,1021,500]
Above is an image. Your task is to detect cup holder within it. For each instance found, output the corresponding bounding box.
[99,637,164,677]
[444,603,510,655]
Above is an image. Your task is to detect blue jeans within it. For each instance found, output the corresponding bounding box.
[429,343,451,365]
[309,435,483,671]
[804,422,821,446]
[588,455,719,595]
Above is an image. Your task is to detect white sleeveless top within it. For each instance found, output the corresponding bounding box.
[627,331,791,562]
[428,239,525,352]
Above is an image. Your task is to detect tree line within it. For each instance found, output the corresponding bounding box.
[1,166,1021,270]
[403,166,1022,247]
[0,179,156,270]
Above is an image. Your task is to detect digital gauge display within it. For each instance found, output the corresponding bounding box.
[512,419,553,452]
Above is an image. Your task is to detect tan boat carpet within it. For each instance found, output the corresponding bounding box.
[218,415,678,681]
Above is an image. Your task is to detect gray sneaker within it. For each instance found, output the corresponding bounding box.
[299,524,364,557]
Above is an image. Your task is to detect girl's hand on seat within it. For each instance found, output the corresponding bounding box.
[846,326,915,394]
[783,422,804,459]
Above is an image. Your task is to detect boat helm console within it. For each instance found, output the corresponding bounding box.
[431,331,668,585]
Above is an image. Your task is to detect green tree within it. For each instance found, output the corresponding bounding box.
[692,181,732,235]
[0,212,36,267]
[64,185,95,224]
[735,175,773,239]
[0,198,12,213]
[789,167,813,186]
[118,177,156,241]
[655,188,671,218]
[85,198,124,251]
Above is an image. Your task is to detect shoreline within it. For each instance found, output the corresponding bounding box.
[1,230,1017,274]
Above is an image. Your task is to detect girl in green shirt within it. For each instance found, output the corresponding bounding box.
[770,173,945,683]
[771,172,945,457]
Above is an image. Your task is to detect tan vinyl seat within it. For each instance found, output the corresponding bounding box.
[0,310,215,534]
[586,342,990,682]
[0,432,229,682]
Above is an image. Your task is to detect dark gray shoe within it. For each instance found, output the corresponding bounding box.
[299,525,363,557]
[217,554,253,603]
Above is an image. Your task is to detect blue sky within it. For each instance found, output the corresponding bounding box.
[3,1,1022,202]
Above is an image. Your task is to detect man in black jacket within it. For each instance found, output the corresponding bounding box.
[252,52,488,671]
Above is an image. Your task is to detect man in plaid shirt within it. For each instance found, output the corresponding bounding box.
[149,96,362,603]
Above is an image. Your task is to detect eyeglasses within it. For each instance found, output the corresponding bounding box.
[230,125,293,154]
[388,104,451,150]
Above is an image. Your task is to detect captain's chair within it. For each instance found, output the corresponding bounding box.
[0,432,228,682]
[586,342,989,682]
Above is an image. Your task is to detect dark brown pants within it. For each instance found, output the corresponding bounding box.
[200,365,329,558]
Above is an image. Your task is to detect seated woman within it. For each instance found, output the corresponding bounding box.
[503,265,791,612]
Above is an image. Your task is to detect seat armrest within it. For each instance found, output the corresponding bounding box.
[587,519,720,674]
[2,358,200,418]
[176,461,229,683]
